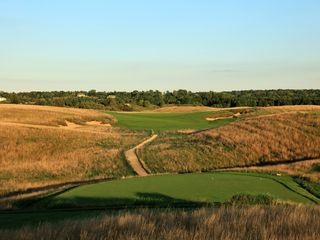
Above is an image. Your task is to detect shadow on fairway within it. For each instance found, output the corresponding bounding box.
[36,192,211,209]
[1,192,215,229]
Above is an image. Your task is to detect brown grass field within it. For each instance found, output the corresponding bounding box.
[2,105,319,198]
[139,112,320,174]
[151,105,320,113]
[0,105,147,196]
[1,104,320,239]
[1,205,319,240]
[0,104,115,126]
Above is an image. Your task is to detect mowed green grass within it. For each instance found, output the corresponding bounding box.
[46,172,318,208]
[108,111,236,130]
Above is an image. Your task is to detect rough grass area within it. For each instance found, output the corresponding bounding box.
[38,172,318,209]
[0,104,115,126]
[230,159,320,182]
[294,178,320,199]
[0,125,147,196]
[139,113,320,173]
[108,111,236,131]
[1,206,320,240]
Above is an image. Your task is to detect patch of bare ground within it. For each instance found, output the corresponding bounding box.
[1,206,320,240]
[138,113,320,173]
[58,121,111,132]
[151,105,220,112]
[206,116,235,121]
[176,129,197,134]
[124,134,158,176]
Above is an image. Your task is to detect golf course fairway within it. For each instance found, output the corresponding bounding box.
[108,111,235,130]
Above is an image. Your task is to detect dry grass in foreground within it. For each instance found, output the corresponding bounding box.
[1,205,320,240]
[139,113,320,173]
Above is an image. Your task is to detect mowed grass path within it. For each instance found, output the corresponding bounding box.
[108,111,235,131]
[47,172,318,208]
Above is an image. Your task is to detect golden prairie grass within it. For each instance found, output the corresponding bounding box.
[265,105,320,112]
[152,105,320,113]
[204,105,320,120]
[0,125,146,195]
[238,105,320,119]
[0,104,115,126]
[1,205,320,240]
[139,113,320,173]
[0,105,148,195]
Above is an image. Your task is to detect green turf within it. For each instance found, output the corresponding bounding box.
[108,111,236,131]
[45,172,318,208]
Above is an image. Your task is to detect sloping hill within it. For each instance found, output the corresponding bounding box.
[138,112,320,173]
[0,105,147,197]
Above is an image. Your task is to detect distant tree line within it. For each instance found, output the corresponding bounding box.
[0,89,319,111]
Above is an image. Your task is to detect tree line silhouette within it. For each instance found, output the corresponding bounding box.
[1,89,319,110]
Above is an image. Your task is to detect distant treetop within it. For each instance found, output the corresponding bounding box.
[1,89,319,111]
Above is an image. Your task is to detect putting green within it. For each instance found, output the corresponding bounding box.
[48,172,318,208]
[108,111,235,131]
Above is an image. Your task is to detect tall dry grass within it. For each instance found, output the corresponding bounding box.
[0,104,115,126]
[0,125,146,195]
[1,205,319,240]
[139,113,320,173]
[152,105,320,113]
[0,105,148,196]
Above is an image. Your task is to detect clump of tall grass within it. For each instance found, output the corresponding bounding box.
[226,194,274,206]
[294,177,320,199]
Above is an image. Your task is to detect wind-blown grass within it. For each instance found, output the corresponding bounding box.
[139,113,320,173]
[0,126,147,196]
[1,206,320,240]
[0,104,115,126]
[0,105,148,196]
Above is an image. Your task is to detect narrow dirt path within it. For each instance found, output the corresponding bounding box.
[125,134,158,176]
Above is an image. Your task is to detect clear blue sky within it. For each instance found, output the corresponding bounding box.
[1,0,319,92]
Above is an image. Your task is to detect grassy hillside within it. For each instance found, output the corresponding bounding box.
[0,104,115,126]
[0,105,147,196]
[138,113,320,173]
[108,111,236,131]
[39,172,317,209]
